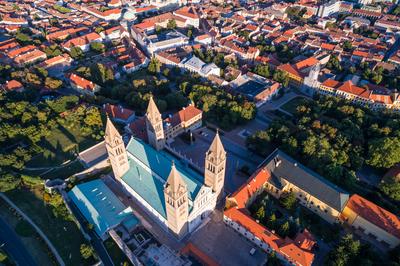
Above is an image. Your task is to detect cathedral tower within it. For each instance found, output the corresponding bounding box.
[164,161,189,238]
[105,116,129,180]
[204,130,226,199]
[145,97,165,151]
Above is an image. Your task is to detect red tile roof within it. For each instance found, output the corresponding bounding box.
[346,194,400,239]
[166,105,202,128]
[103,103,135,121]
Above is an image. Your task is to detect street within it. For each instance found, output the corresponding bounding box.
[0,217,37,266]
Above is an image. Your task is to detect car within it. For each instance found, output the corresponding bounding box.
[249,248,256,256]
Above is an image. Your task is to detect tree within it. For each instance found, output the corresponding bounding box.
[256,206,265,221]
[16,32,32,45]
[147,57,161,74]
[90,42,105,53]
[167,19,177,29]
[70,46,84,59]
[343,40,353,51]
[45,77,63,90]
[273,70,289,87]
[80,244,94,260]
[0,173,20,192]
[280,192,296,210]
[254,64,270,78]
[366,137,400,169]
[379,176,400,201]
[279,221,290,237]
[0,250,7,263]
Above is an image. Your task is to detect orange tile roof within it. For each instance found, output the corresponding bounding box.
[346,194,400,239]
[338,81,371,98]
[174,6,199,19]
[321,79,341,88]
[68,74,96,91]
[294,57,318,70]
[167,105,202,128]
[3,80,23,91]
[103,103,135,121]
[279,239,315,266]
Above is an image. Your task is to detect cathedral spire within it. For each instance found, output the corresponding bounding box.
[204,129,226,198]
[145,96,165,151]
[146,96,161,122]
[104,116,129,180]
[165,161,187,198]
[208,129,225,158]
[105,115,121,144]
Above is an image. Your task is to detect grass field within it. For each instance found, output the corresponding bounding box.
[280,96,311,115]
[26,124,99,168]
[0,199,55,266]
[5,186,90,266]
[104,239,132,266]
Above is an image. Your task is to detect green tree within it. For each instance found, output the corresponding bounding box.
[70,46,84,59]
[167,19,177,29]
[0,173,20,192]
[147,57,161,74]
[90,42,105,53]
[80,244,94,260]
[279,221,290,237]
[280,192,296,210]
[16,32,32,45]
[379,176,400,201]
[367,137,400,169]
[45,77,63,90]
[256,206,265,221]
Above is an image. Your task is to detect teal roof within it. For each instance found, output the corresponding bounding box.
[121,137,203,218]
[68,179,138,237]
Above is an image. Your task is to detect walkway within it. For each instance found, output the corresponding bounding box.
[0,193,65,266]
[0,216,37,266]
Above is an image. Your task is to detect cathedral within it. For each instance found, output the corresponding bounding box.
[105,97,226,238]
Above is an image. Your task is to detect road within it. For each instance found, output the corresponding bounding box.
[384,36,400,61]
[0,193,65,266]
[0,217,37,266]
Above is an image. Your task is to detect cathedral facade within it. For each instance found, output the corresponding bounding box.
[105,97,226,238]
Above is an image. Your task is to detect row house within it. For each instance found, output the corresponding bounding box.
[100,26,129,41]
[67,73,100,96]
[82,6,122,21]
[7,45,47,67]
[164,105,202,141]
[0,15,28,25]
[62,32,103,52]
[219,37,260,60]
[173,6,200,28]
[318,79,400,111]
[46,27,88,41]
[37,53,73,78]
[277,57,320,88]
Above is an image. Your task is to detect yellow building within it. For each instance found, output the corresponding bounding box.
[341,194,400,249]
[263,150,349,224]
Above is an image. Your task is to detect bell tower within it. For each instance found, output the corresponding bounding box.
[164,161,189,238]
[105,116,129,180]
[204,130,226,199]
[145,96,165,151]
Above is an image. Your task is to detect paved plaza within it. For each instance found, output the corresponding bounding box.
[189,209,268,266]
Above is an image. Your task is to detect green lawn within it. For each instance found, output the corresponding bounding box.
[41,160,85,180]
[280,97,311,114]
[5,187,90,266]
[0,199,55,266]
[26,124,99,168]
[104,239,132,266]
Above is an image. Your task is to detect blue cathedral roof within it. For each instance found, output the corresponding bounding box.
[121,137,204,218]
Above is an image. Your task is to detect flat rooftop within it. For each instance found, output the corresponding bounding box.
[68,179,139,237]
[234,80,266,98]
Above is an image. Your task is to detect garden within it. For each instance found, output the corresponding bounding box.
[249,190,342,243]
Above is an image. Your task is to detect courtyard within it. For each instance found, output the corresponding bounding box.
[167,127,264,193]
